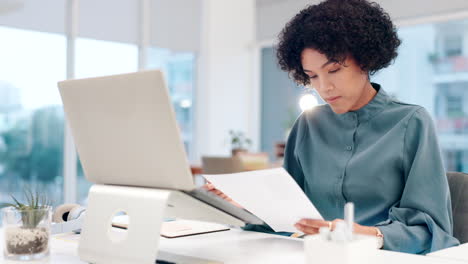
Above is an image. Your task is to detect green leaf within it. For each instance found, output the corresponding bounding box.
[26,188,34,208]
[0,203,15,208]
[10,195,25,209]
[35,189,39,208]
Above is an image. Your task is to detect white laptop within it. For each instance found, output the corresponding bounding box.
[58,70,263,225]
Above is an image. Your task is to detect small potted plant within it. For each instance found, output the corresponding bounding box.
[1,190,52,261]
[229,130,252,156]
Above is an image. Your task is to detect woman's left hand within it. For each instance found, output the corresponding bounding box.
[294,219,378,236]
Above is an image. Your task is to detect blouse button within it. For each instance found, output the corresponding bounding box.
[346,146,353,151]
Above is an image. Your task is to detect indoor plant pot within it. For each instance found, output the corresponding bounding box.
[231,148,248,156]
[2,193,52,261]
[2,206,51,261]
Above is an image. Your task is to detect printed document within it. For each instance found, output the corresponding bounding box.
[203,168,323,232]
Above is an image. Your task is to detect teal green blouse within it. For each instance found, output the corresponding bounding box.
[246,83,460,254]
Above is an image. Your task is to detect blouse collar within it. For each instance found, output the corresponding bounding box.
[339,83,390,124]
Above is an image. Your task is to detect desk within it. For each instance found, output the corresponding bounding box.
[1,228,467,264]
[429,243,468,263]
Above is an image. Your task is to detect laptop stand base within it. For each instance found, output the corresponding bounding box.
[78,184,170,264]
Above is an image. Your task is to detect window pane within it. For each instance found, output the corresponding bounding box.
[373,20,468,173]
[260,47,303,161]
[0,26,66,207]
[148,47,195,158]
[75,38,138,204]
[75,38,138,79]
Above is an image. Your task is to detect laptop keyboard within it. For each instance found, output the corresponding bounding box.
[184,188,264,225]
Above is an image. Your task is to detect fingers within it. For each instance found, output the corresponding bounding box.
[201,183,243,208]
[216,191,229,200]
[211,188,222,195]
[331,219,343,230]
[294,219,344,234]
[203,183,227,197]
[297,219,330,228]
[205,184,227,197]
[294,223,319,234]
[203,183,215,191]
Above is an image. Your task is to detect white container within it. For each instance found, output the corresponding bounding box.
[304,234,378,264]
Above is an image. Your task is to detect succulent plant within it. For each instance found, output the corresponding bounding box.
[1,189,51,229]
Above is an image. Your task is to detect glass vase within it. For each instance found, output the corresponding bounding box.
[2,206,52,261]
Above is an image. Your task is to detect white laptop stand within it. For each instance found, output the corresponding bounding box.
[78,184,246,264]
[78,184,170,264]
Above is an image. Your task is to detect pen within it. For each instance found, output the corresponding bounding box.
[344,202,354,241]
[291,232,305,238]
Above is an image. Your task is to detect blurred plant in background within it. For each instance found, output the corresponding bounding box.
[229,130,252,156]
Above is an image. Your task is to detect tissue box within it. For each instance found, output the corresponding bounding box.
[304,234,378,264]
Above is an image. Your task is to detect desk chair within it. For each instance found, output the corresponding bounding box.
[202,153,271,175]
[447,171,468,243]
[236,152,270,171]
[201,156,245,174]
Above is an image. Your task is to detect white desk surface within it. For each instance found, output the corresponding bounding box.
[429,242,468,263]
[1,227,467,264]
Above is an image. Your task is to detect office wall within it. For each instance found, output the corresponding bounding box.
[194,0,256,158]
[0,0,66,34]
[260,47,302,159]
[151,0,202,52]
[78,0,138,45]
[256,0,468,43]
[0,0,201,51]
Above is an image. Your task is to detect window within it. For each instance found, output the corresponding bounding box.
[443,35,463,57]
[0,26,66,206]
[446,95,463,116]
[374,19,468,172]
[75,38,138,204]
[0,2,198,209]
[75,38,138,79]
[444,150,468,172]
[147,47,195,158]
[259,47,304,160]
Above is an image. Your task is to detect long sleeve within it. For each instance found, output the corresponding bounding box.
[376,108,460,254]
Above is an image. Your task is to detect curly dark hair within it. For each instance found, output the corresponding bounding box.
[276,0,401,86]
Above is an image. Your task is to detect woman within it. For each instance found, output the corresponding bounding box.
[210,0,460,254]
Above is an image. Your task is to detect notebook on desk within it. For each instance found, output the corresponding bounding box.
[112,215,230,238]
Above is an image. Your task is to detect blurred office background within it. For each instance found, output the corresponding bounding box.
[1,0,468,206]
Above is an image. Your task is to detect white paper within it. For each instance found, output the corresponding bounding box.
[203,168,323,232]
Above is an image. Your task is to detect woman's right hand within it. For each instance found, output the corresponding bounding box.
[202,182,244,208]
